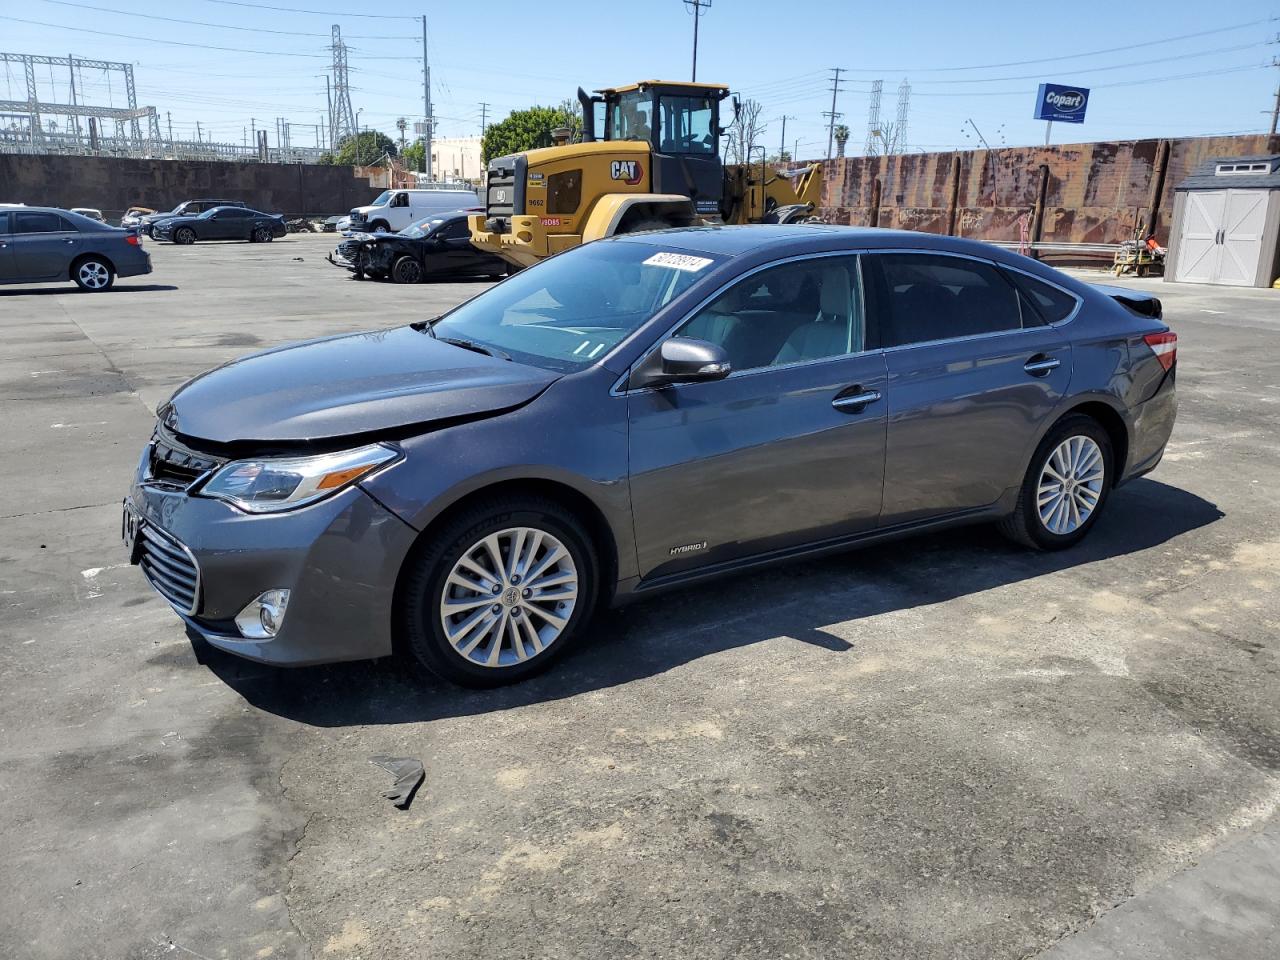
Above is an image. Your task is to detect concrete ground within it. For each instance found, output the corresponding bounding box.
[0,234,1276,960]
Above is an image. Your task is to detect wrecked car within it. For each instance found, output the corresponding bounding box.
[327,211,505,283]
[124,225,1177,687]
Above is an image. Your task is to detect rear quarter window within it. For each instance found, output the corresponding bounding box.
[1008,271,1079,324]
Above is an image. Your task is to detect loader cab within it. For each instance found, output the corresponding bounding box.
[579,80,732,217]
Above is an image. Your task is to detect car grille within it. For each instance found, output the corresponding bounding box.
[149,435,223,490]
[139,523,201,615]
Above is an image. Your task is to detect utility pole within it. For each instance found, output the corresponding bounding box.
[324,74,333,150]
[422,14,433,180]
[963,117,992,149]
[684,0,711,82]
[824,67,846,160]
[196,120,202,144]
[479,101,490,137]
[1269,57,1280,139]
[778,114,795,159]
[167,111,173,143]
[67,53,81,145]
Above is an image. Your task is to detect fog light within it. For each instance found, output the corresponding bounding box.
[234,589,291,640]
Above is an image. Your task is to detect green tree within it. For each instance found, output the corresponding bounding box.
[481,104,576,165]
[402,137,425,172]
[323,130,397,166]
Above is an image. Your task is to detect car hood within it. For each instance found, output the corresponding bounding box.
[161,326,559,444]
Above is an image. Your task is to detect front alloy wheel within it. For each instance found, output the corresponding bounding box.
[392,256,423,283]
[174,227,196,245]
[439,527,578,668]
[400,498,598,686]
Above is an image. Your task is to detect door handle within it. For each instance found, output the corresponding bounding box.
[1024,355,1061,376]
[832,387,882,412]
[63,238,76,244]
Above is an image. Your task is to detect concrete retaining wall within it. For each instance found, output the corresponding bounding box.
[0,154,382,222]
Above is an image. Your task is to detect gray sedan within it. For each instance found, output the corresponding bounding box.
[0,206,152,291]
[124,226,1177,686]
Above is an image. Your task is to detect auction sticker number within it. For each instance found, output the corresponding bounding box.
[643,252,714,272]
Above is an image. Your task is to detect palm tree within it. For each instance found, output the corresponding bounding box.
[833,124,850,158]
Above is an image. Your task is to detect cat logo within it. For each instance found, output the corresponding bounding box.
[610,160,644,185]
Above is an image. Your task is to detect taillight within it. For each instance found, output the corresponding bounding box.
[126,232,142,246]
[1143,332,1177,371]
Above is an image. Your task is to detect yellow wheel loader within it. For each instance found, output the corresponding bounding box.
[468,80,823,270]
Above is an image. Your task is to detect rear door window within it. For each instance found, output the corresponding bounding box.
[873,253,1023,348]
[14,211,73,234]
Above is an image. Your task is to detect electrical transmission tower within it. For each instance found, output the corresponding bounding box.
[895,78,911,154]
[328,25,358,150]
[0,51,159,151]
[863,80,883,155]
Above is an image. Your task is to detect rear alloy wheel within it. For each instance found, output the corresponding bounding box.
[999,414,1113,550]
[392,256,424,284]
[173,227,196,245]
[400,498,598,687]
[73,257,114,291]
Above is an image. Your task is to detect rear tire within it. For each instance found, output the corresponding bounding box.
[999,414,1114,550]
[71,256,114,291]
[398,497,599,687]
[392,256,424,284]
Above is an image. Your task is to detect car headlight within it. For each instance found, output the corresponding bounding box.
[197,443,399,513]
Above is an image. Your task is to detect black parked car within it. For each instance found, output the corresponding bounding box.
[153,206,287,245]
[132,198,247,236]
[327,211,507,283]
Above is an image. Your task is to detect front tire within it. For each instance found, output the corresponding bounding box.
[999,414,1113,550]
[72,257,114,291]
[173,227,196,245]
[392,256,424,284]
[370,221,391,234]
[398,498,599,687]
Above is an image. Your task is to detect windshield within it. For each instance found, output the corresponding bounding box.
[369,190,392,207]
[609,90,653,142]
[431,242,721,373]
[401,216,446,239]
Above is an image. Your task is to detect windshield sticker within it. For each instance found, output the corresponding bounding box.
[643,252,713,272]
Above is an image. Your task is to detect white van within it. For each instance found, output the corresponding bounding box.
[346,188,480,234]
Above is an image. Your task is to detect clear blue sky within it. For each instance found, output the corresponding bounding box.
[1,0,1276,157]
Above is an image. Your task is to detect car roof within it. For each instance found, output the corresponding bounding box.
[609,223,1041,266]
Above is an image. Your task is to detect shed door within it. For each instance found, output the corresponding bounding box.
[1217,189,1267,286]
[1174,190,1224,283]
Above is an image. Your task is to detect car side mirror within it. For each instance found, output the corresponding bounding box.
[631,338,731,389]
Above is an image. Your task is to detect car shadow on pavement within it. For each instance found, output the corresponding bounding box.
[0,284,179,296]
[196,477,1222,727]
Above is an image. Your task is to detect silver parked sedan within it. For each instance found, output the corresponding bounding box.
[0,206,151,291]
[124,226,1177,686]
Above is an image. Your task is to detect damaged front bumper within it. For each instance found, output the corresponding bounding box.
[124,446,419,666]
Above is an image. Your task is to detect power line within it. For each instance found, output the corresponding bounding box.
[0,15,326,56]
[196,0,417,19]
[831,15,1278,73]
[37,0,413,39]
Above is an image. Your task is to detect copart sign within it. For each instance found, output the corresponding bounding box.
[1034,83,1089,123]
